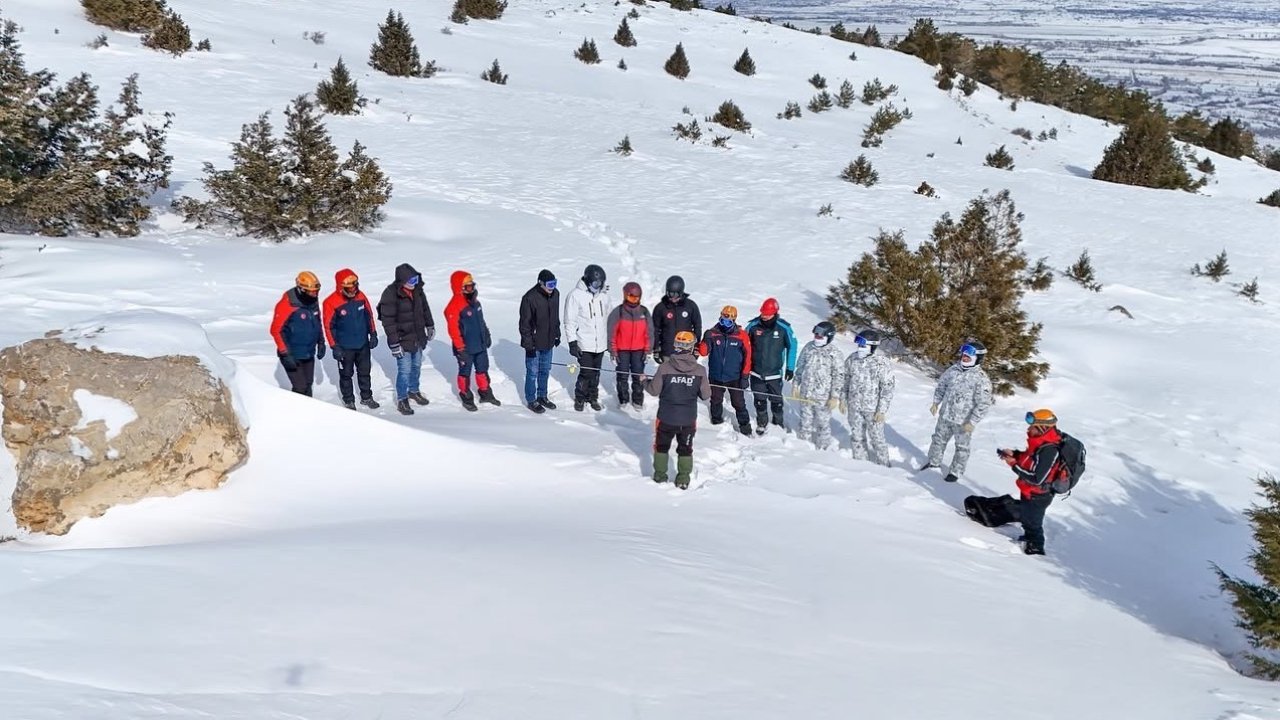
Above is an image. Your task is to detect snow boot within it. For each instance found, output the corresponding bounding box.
[675,456,694,490]
[710,417,725,426]
[397,399,414,416]
[343,400,357,410]
[944,473,959,483]
[652,452,670,483]
[460,392,478,412]
[478,388,501,407]
[589,400,603,412]
[917,463,937,473]
[574,400,585,412]
[527,401,545,414]
[360,397,380,409]
[408,391,430,406]
[632,399,644,411]
[755,424,768,436]
[739,423,753,437]
[538,397,557,410]
[1023,542,1045,556]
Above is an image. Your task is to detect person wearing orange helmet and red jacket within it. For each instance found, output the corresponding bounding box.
[322,269,380,411]
[444,270,499,412]
[698,305,753,436]
[270,271,326,396]
[606,281,652,410]
[997,409,1067,556]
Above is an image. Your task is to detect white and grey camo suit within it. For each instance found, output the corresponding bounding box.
[926,363,993,477]
[794,340,846,449]
[841,351,896,466]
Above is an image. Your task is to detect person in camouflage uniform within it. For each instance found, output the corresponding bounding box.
[839,329,895,466]
[924,341,993,483]
[793,321,845,450]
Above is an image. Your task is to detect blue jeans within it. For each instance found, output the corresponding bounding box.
[524,349,552,404]
[395,350,423,401]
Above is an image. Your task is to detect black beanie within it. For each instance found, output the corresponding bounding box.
[538,269,556,283]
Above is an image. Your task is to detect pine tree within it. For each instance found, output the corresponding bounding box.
[450,0,469,24]
[81,0,168,32]
[185,113,293,239]
[316,57,363,115]
[141,10,192,55]
[835,80,855,108]
[861,78,896,104]
[985,145,1015,170]
[1065,249,1101,291]
[84,74,174,236]
[840,155,878,186]
[614,135,633,155]
[574,38,601,64]
[710,100,750,132]
[454,0,507,21]
[672,118,701,142]
[617,58,627,71]
[1196,157,1215,174]
[282,95,342,233]
[1217,474,1280,678]
[1195,250,1230,282]
[733,48,755,76]
[1203,116,1257,159]
[1092,112,1194,191]
[1239,278,1260,303]
[959,76,978,96]
[776,101,801,120]
[806,91,833,113]
[369,10,427,77]
[334,140,392,231]
[1259,190,1280,208]
[614,18,636,47]
[664,43,690,79]
[808,73,827,89]
[481,59,508,84]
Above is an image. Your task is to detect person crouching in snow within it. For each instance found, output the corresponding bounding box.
[444,270,499,412]
[792,321,845,449]
[997,409,1066,556]
[322,269,380,411]
[644,330,710,489]
[923,340,993,483]
[839,328,894,466]
[270,271,325,396]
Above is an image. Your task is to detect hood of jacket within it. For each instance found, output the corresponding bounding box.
[665,352,701,372]
[334,268,359,293]
[450,270,475,296]
[394,263,420,284]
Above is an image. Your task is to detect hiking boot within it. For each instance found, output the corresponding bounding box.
[675,456,694,490]
[1023,542,1045,556]
[574,400,585,412]
[589,400,603,411]
[755,424,768,436]
[360,397,380,409]
[408,391,430,406]
[537,397,557,410]
[710,417,725,425]
[917,463,937,473]
[396,399,414,416]
[652,452,670,484]
[527,401,545,414]
[739,423,753,437]
[944,473,959,483]
[770,415,784,428]
[478,388,501,406]
[342,400,357,410]
[631,399,644,410]
[460,392,478,412]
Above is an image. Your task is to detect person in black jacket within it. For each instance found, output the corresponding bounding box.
[378,263,436,416]
[518,269,561,414]
[644,330,710,489]
[651,275,702,364]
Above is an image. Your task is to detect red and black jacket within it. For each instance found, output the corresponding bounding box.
[1012,428,1067,498]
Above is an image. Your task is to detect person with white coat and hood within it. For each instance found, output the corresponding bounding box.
[563,264,611,411]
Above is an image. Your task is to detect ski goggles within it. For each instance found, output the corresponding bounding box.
[854,335,868,347]
[625,293,642,303]
[959,343,978,357]
[462,281,476,292]
[1026,410,1057,427]
[406,275,420,288]
[341,276,359,289]
[541,279,557,291]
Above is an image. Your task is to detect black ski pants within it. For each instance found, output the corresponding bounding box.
[336,347,373,403]
[283,358,315,396]
[655,421,696,457]
[1015,492,1055,549]
[711,383,750,427]
[575,351,605,402]
[751,377,784,426]
[615,350,646,404]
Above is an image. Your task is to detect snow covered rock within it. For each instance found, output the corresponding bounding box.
[0,314,248,535]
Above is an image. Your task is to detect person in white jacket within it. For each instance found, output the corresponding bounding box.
[563,264,611,411]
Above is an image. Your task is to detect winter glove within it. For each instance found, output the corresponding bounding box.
[929,403,939,416]
[741,376,751,389]
[525,347,536,359]
[277,351,298,372]
[839,400,848,414]
[827,398,840,411]
[555,338,561,348]
[316,342,326,360]
[569,341,582,358]
[610,354,619,366]
[390,344,405,359]
[368,334,379,349]
[873,412,885,423]
[453,345,465,359]
[962,422,975,434]
[425,326,436,342]
[784,370,795,382]
[653,351,664,365]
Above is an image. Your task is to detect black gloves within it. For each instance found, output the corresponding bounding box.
[390,344,404,359]
[653,351,664,365]
[569,341,582,358]
[785,370,794,382]
[525,347,536,359]
[368,334,379,349]
[278,351,298,372]
[316,342,326,360]
[741,376,751,389]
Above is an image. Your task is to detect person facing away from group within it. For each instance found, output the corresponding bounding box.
[563,264,610,412]
[607,281,652,410]
[651,275,702,366]
[839,328,895,466]
[445,270,499,412]
[744,297,796,435]
[645,330,710,490]
[322,269,380,411]
[698,305,753,436]
[792,321,845,450]
[998,409,1069,556]
[518,269,561,414]
[378,263,435,416]
[271,271,326,396]
[923,340,993,483]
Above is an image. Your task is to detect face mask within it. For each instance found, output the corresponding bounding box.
[855,346,870,358]
[960,355,976,368]
[589,281,603,293]
[342,285,358,298]
[814,336,830,348]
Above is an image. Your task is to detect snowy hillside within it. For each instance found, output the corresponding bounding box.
[2,0,1280,717]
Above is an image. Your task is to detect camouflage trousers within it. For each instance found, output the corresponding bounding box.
[927,419,972,477]
[797,402,834,450]
[848,410,890,467]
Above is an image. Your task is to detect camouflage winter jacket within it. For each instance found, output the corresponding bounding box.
[933,364,993,426]
[794,341,845,401]
[842,352,895,415]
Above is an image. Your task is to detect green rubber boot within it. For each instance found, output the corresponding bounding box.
[652,452,670,483]
[675,455,694,489]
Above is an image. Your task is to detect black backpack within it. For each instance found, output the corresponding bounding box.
[1051,432,1087,494]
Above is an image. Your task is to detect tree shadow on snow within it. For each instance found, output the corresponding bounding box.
[1064,164,1094,179]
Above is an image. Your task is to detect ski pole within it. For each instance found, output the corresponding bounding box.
[550,361,826,405]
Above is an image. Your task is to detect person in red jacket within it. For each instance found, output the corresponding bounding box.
[698,305,753,436]
[606,281,653,410]
[322,269,380,411]
[998,408,1067,556]
[270,271,325,396]
[444,270,499,411]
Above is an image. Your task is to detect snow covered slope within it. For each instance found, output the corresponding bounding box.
[2,0,1280,717]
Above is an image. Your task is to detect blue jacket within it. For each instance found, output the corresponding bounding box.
[699,324,752,383]
[744,316,796,380]
[270,288,323,360]
[445,270,492,355]
[323,269,377,350]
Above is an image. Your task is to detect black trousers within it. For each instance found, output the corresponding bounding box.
[336,347,373,402]
[750,376,784,425]
[711,384,750,426]
[615,350,646,404]
[284,358,315,396]
[1015,492,1055,548]
[575,351,605,402]
[655,421,696,456]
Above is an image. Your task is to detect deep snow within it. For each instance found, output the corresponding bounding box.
[1,0,1280,717]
